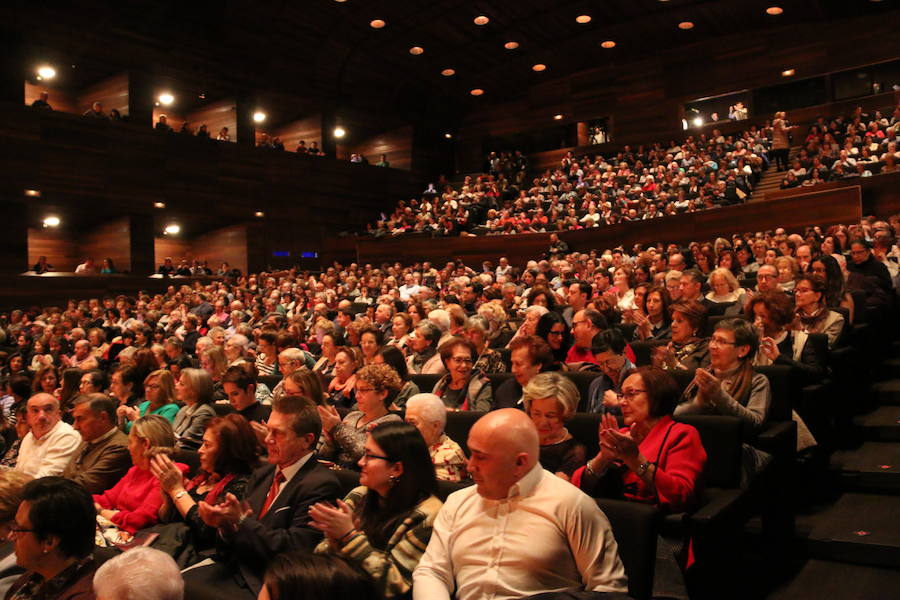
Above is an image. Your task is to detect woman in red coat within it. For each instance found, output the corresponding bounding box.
[572,366,706,514]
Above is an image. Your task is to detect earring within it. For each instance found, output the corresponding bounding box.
[389,475,399,486]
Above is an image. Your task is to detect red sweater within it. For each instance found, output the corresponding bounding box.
[93,463,188,533]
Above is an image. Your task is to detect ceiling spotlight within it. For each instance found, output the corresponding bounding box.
[532,63,547,72]
[601,40,616,48]
[370,19,386,28]
[164,224,180,235]
[441,68,456,76]
[470,88,484,96]
[198,92,206,99]
[153,202,166,208]
[678,21,694,29]
[576,15,591,24]
[473,15,489,25]
[504,41,519,50]
[781,68,795,77]
[253,111,266,123]
[42,216,61,228]
[334,127,346,138]
[553,114,563,120]
[766,6,783,15]
[37,66,56,79]
[158,93,174,106]
[692,116,703,127]
[444,133,452,139]
[409,46,424,55]
[24,189,41,197]
[254,211,265,218]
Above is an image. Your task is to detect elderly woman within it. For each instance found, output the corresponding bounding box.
[310,422,441,600]
[118,369,181,432]
[431,337,493,411]
[7,478,98,599]
[223,334,249,367]
[150,414,258,562]
[477,302,515,348]
[327,346,362,409]
[359,327,384,367]
[705,267,747,312]
[774,256,798,292]
[172,368,217,450]
[386,312,412,352]
[109,364,142,416]
[793,274,845,349]
[405,320,446,375]
[633,285,672,341]
[523,372,586,479]
[653,300,710,371]
[573,367,706,514]
[281,366,328,405]
[200,344,228,400]
[313,332,339,377]
[374,346,419,409]
[508,304,549,347]
[94,415,189,536]
[463,315,506,374]
[747,291,828,380]
[404,393,467,481]
[318,364,403,469]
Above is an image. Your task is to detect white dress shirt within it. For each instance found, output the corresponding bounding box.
[413,463,627,600]
[16,420,82,478]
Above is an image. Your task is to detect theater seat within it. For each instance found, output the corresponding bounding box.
[444,411,486,456]
[213,403,235,417]
[410,374,442,394]
[597,498,659,600]
[564,372,601,406]
[172,449,201,478]
[257,375,281,391]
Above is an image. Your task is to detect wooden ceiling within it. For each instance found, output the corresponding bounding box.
[15,0,899,127]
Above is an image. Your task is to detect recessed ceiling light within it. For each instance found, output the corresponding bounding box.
[444,133,452,139]
[409,46,424,55]
[470,88,484,96]
[576,15,591,24]
[253,111,266,123]
[601,40,616,48]
[504,41,519,50]
[766,6,783,15]
[678,21,694,30]
[254,211,265,217]
[370,19,385,28]
[553,114,563,120]
[532,63,547,72]
[24,189,41,197]
[164,224,180,235]
[42,216,60,228]
[474,15,489,25]
[782,68,795,77]
[37,66,56,79]
[153,202,166,208]
[441,68,456,76]
[334,127,346,138]
[158,93,174,106]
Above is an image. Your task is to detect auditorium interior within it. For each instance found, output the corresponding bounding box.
[2,0,900,598]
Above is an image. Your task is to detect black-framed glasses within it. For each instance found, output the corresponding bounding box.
[709,336,737,346]
[362,452,391,462]
[618,389,647,401]
[7,525,35,538]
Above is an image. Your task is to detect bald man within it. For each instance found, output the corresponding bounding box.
[413,409,627,600]
[16,393,82,478]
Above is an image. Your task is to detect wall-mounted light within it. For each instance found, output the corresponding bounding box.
[36,66,56,80]
[253,111,267,123]
[158,93,174,106]
[164,224,180,235]
[43,216,61,228]
[444,133,453,139]
[781,68,795,77]
[553,114,564,120]
[153,202,166,208]
[692,116,703,127]
[333,127,346,138]
[254,211,265,217]
[24,189,41,197]
[473,15,489,25]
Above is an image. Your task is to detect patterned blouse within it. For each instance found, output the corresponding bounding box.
[430,433,468,482]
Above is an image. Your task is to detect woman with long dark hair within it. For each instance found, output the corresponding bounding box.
[535,311,571,365]
[310,422,441,599]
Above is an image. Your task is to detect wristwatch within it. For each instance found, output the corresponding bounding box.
[173,489,188,500]
[637,461,652,476]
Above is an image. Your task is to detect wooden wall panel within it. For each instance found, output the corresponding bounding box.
[76,72,129,116]
[153,225,249,274]
[27,228,79,272]
[186,99,237,141]
[79,217,132,273]
[152,106,186,132]
[154,237,191,270]
[271,114,322,152]
[339,125,413,169]
[24,82,78,115]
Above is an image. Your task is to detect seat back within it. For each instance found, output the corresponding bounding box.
[596,498,659,600]
[257,375,281,391]
[487,373,514,391]
[563,372,601,407]
[755,364,792,422]
[673,415,741,489]
[410,374,442,393]
[615,322,638,341]
[566,412,602,454]
[628,341,657,367]
[706,301,737,316]
[172,448,201,478]
[213,403,236,417]
[444,411,486,456]
[436,479,473,502]
[333,467,361,498]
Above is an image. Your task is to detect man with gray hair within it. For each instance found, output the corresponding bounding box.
[16,393,81,478]
[405,394,467,481]
[64,394,131,493]
[94,546,183,600]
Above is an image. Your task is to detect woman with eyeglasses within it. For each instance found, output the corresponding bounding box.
[309,422,441,599]
[524,372,586,480]
[793,274,845,349]
[809,255,854,324]
[431,337,493,412]
[573,366,706,515]
[652,300,710,371]
[318,364,402,469]
[118,369,181,433]
[535,311,572,365]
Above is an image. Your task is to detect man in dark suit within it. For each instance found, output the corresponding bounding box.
[63,394,131,494]
[183,395,340,599]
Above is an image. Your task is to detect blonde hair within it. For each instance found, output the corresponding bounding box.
[0,471,33,521]
[476,302,507,329]
[708,268,739,293]
[522,372,579,421]
[144,369,176,405]
[130,414,176,456]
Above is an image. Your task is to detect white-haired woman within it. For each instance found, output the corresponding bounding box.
[94,546,184,600]
[507,305,549,347]
[404,394,467,482]
[463,316,506,374]
[523,372,585,480]
[223,333,249,367]
[477,302,515,348]
[705,267,747,313]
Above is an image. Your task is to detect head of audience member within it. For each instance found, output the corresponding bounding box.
[359,421,437,507]
[26,393,61,440]
[669,300,708,344]
[848,239,873,266]
[756,264,781,293]
[144,369,176,410]
[199,414,259,479]
[278,348,308,378]
[527,286,557,312]
[72,339,91,362]
[409,320,442,355]
[774,256,798,286]
[355,363,401,419]
[265,395,321,468]
[31,365,58,396]
[332,346,361,384]
[260,552,379,600]
[793,274,828,316]
[679,269,705,302]
[129,414,175,470]
[591,329,633,383]
[508,335,553,388]
[809,254,845,306]
[359,327,384,364]
[566,281,591,312]
[746,291,794,338]
[709,318,758,373]
[12,477,95,579]
[645,285,672,325]
[404,393,450,448]
[536,311,570,359]
[613,266,635,293]
[707,268,741,299]
[523,372,579,446]
[572,309,607,349]
[175,368,215,407]
[200,345,227,381]
[94,546,184,600]
[222,362,259,412]
[279,367,325,405]
[620,366,681,428]
[374,303,394,325]
[110,365,139,404]
[0,471,33,539]
[439,337,478,386]
[391,312,412,342]
[521,305,549,337]
[466,409,540,500]
[223,334,249,363]
[71,394,117,443]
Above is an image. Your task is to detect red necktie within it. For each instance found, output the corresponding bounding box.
[258,470,286,518]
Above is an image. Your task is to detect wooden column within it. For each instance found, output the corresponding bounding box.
[0,29,24,105]
[128,214,155,276]
[0,198,28,274]
[235,93,256,149]
[127,70,154,128]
